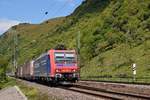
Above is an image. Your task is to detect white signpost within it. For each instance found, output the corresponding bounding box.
[132,63,136,82]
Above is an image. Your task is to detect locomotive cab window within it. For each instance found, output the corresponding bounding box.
[65,53,76,64]
[55,52,76,64]
[55,52,65,64]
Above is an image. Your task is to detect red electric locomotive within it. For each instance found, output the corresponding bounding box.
[33,49,79,84]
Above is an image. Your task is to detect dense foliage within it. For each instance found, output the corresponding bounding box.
[0,0,150,82]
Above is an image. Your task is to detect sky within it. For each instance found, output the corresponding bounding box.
[0,0,83,35]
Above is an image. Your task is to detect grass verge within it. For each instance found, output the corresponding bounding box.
[0,77,60,100]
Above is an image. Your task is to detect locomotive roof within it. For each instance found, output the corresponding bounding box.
[34,50,76,61]
[34,52,48,60]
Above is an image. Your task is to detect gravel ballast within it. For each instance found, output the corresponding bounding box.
[16,79,102,100]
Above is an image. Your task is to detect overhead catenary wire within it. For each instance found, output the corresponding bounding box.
[45,0,78,18]
[42,0,74,22]
[50,0,72,18]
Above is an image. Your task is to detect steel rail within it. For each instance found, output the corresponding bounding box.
[71,84,150,100]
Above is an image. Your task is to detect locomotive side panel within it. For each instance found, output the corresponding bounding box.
[33,54,50,78]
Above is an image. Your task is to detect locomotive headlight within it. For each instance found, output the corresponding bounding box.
[56,69,60,72]
[72,69,76,72]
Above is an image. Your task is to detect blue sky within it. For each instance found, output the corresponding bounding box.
[0,0,83,35]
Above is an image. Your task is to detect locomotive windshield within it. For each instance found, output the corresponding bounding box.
[55,52,76,64]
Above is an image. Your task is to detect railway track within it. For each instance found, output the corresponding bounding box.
[60,84,150,100]
[60,85,121,100]
[15,78,150,100]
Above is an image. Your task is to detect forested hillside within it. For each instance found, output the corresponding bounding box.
[0,0,150,82]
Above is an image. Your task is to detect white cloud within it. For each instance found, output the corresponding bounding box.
[0,18,20,35]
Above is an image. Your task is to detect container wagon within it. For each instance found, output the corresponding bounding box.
[16,66,22,78]
[21,60,34,80]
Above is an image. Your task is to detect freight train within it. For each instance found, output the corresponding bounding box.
[16,50,79,85]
